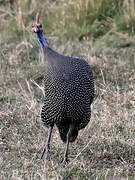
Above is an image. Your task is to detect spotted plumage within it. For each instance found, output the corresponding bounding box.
[31,14,94,164]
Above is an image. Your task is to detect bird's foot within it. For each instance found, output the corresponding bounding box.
[61,156,69,166]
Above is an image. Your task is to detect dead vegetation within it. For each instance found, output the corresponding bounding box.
[0,38,135,179]
[0,0,135,179]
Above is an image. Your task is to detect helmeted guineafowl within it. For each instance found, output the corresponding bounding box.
[31,13,94,164]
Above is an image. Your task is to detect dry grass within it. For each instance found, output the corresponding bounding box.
[0,37,135,179]
[0,0,135,179]
[1,0,135,41]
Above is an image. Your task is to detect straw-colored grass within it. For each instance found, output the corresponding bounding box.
[0,0,135,179]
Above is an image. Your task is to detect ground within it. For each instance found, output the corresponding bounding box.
[0,35,135,179]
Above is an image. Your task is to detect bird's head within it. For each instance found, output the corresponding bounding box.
[31,13,43,33]
[31,13,49,47]
[31,24,43,33]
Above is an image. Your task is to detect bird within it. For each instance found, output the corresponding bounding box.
[31,13,94,164]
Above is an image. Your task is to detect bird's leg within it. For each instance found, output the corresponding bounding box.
[62,134,69,165]
[41,125,53,159]
[62,124,74,165]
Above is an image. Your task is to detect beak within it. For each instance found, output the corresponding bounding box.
[31,26,38,33]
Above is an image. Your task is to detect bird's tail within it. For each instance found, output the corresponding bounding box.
[56,122,69,143]
[68,126,78,142]
[56,122,78,143]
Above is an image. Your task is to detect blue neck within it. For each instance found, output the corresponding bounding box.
[37,32,49,48]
